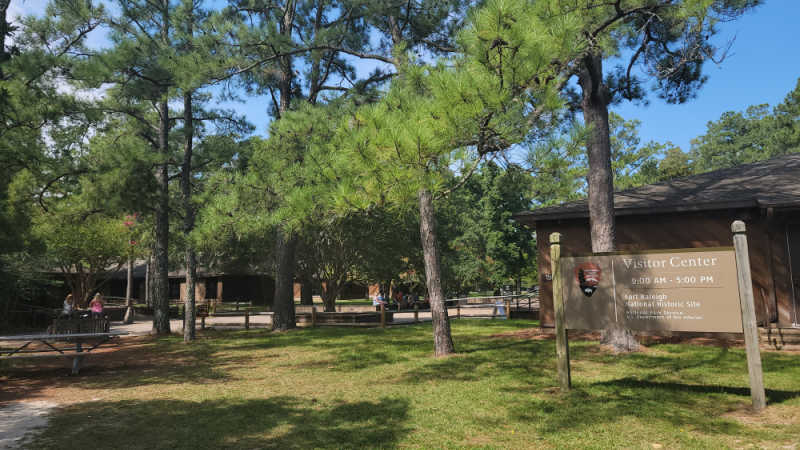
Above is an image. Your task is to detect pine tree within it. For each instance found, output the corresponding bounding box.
[537,0,760,351]
[308,0,582,355]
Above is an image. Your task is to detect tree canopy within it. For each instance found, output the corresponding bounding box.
[1,0,767,355]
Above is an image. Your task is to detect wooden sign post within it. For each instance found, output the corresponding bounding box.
[731,220,767,411]
[549,223,766,409]
[550,232,571,391]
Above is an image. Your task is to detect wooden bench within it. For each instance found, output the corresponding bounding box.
[295,311,393,326]
[47,317,110,334]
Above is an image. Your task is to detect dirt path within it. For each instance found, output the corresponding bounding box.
[0,401,56,449]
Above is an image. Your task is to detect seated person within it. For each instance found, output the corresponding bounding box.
[89,293,105,319]
[372,294,387,307]
[61,293,74,318]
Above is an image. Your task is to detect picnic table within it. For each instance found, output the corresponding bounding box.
[0,331,128,375]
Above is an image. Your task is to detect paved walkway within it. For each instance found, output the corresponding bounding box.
[112,307,510,334]
[0,401,56,449]
[111,313,274,336]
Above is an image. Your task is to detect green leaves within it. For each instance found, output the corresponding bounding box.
[32,208,129,273]
[690,78,800,172]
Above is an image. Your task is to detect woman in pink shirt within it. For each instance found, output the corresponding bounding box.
[89,293,105,319]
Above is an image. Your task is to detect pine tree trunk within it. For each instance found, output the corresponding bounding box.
[184,248,197,341]
[182,91,197,343]
[418,189,456,357]
[579,52,616,253]
[152,98,171,336]
[321,279,339,313]
[123,255,135,323]
[0,0,10,79]
[300,276,313,306]
[272,229,297,331]
[268,3,297,332]
[579,52,638,352]
[145,257,151,307]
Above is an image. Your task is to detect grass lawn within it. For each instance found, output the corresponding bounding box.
[4,320,800,449]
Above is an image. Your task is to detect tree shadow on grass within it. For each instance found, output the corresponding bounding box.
[397,338,555,384]
[508,382,745,437]
[0,339,240,401]
[25,396,410,450]
[570,343,800,387]
[568,344,740,381]
[594,377,800,405]
[504,375,800,440]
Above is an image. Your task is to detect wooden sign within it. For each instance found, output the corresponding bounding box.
[561,249,743,333]
[551,225,765,410]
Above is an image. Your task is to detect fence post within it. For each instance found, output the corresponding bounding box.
[414,304,419,323]
[457,303,461,319]
[732,220,766,411]
[201,315,205,330]
[245,311,250,330]
[505,299,511,319]
[380,303,386,328]
[550,232,571,391]
[311,306,317,328]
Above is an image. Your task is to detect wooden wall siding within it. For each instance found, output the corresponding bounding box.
[778,212,800,325]
[535,209,795,328]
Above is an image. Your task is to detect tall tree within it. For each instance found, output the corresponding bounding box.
[1,0,104,318]
[73,0,181,335]
[348,0,540,356]
[449,162,536,292]
[70,0,245,336]
[228,0,396,330]
[309,0,582,355]
[547,0,759,351]
[172,0,250,341]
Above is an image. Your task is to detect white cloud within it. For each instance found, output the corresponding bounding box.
[8,0,49,22]
[55,78,111,101]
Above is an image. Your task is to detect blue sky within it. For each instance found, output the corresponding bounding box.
[612,0,800,151]
[13,0,799,151]
[218,0,800,151]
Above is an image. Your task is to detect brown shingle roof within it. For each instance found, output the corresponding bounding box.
[515,153,800,223]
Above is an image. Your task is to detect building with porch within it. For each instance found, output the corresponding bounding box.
[104,263,275,306]
[514,153,800,331]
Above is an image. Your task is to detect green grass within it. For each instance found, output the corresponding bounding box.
[14,320,800,449]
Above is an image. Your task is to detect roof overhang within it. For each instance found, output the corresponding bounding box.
[513,199,765,227]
